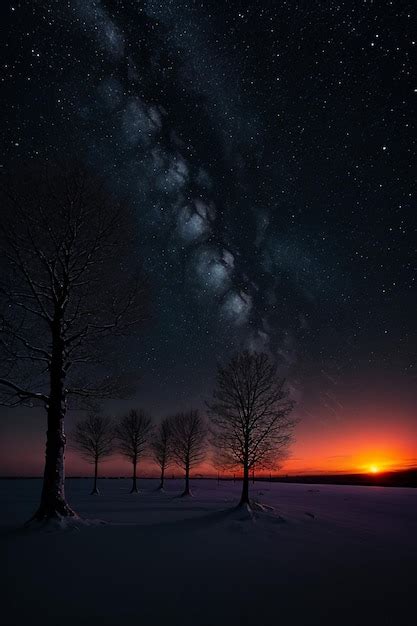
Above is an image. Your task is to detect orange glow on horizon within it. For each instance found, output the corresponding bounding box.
[279,403,417,476]
[283,436,415,476]
[0,399,416,478]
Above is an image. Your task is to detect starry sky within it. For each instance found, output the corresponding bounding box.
[1,0,416,475]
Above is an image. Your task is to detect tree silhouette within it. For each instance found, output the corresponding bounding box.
[115,409,152,493]
[0,163,148,522]
[170,410,207,497]
[72,413,114,495]
[208,351,295,508]
[150,417,172,490]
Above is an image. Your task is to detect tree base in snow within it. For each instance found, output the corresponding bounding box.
[25,503,78,529]
[233,500,280,523]
[26,499,78,526]
[233,502,255,521]
[24,499,108,531]
[237,498,275,511]
[250,501,275,513]
[24,514,107,532]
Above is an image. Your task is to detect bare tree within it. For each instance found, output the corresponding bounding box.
[72,413,114,495]
[150,417,172,491]
[114,409,152,493]
[0,163,148,522]
[170,410,207,497]
[207,351,295,508]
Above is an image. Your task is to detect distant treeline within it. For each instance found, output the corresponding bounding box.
[268,469,417,488]
[1,469,416,488]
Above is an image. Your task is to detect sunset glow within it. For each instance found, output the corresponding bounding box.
[0,390,416,478]
[279,398,417,476]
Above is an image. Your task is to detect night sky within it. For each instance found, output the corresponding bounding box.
[1,0,416,475]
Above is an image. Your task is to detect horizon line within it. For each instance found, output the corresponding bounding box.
[1,467,416,480]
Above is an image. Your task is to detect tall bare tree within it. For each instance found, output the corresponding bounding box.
[114,409,152,493]
[72,413,114,495]
[0,163,148,522]
[150,417,172,490]
[208,351,295,508]
[170,410,207,496]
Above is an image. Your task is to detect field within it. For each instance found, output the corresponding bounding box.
[1,478,416,626]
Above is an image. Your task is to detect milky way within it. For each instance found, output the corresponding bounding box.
[1,0,415,419]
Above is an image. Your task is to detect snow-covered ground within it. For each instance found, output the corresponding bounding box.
[1,478,416,626]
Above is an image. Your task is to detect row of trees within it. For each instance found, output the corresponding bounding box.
[73,409,207,497]
[74,350,295,508]
[0,163,295,523]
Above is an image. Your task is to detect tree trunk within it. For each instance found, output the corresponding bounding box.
[182,462,191,496]
[130,457,138,493]
[29,323,76,522]
[159,465,165,490]
[239,462,250,507]
[91,457,99,495]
